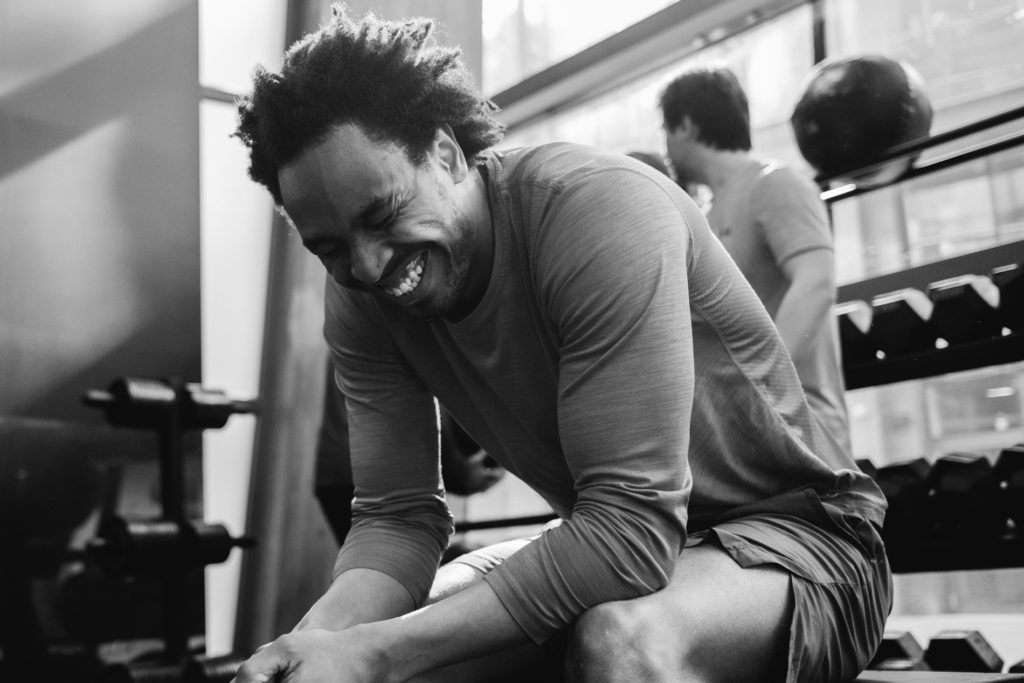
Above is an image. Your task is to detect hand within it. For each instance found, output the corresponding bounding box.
[440,410,505,496]
[231,627,386,683]
[445,448,505,495]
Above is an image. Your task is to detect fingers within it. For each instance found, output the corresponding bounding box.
[231,643,288,683]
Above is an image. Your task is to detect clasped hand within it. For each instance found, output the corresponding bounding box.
[231,626,387,683]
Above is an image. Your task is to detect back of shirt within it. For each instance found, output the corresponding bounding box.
[707,159,850,452]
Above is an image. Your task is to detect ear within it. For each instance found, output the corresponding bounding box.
[434,124,469,183]
[676,116,699,140]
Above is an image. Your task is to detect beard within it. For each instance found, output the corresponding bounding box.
[404,197,481,323]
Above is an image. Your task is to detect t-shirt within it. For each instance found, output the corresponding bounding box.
[707,159,850,451]
[325,143,885,643]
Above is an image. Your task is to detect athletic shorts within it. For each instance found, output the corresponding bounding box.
[448,488,893,683]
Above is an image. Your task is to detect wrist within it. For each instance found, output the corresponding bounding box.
[356,622,407,683]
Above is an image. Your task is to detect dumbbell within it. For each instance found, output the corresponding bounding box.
[834,300,878,364]
[84,377,258,432]
[991,262,1023,332]
[102,653,247,683]
[183,653,247,682]
[102,661,181,682]
[927,274,1003,344]
[875,457,934,544]
[868,288,938,357]
[53,566,206,643]
[926,452,1006,540]
[994,444,1024,532]
[924,629,1004,672]
[868,630,929,671]
[89,516,255,576]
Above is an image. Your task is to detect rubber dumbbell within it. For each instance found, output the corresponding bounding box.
[89,516,255,576]
[184,653,248,682]
[103,653,247,683]
[927,274,1002,344]
[834,300,878,364]
[102,661,182,682]
[876,457,934,544]
[924,629,1003,672]
[994,444,1024,532]
[926,452,1006,540]
[868,288,938,357]
[991,262,1023,332]
[868,630,930,671]
[84,377,257,432]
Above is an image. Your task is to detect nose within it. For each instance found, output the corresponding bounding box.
[348,233,392,284]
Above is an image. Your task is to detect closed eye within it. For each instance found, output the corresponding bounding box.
[365,194,411,233]
[368,209,397,231]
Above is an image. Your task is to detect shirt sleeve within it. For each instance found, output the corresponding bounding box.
[323,280,453,606]
[756,165,832,265]
[482,166,698,642]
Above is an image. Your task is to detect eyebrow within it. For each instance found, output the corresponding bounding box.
[300,193,395,254]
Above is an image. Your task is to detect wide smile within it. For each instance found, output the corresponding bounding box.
[383,251,427,298]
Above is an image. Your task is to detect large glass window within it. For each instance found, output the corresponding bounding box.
[823,0,1024,129]
[483,0,676,94]
[501,4,815,172]
[824,0,1024,284]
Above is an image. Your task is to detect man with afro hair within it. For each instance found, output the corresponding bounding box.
[231,6,891,682]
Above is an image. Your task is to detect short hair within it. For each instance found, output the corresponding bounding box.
[659,65,751,151]
[235,4,505,204]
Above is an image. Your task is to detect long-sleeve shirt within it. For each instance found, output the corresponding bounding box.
[325,143,886,644]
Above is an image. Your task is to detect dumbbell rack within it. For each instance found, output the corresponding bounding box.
[828,107,1024,679]
[82,377,257,681]
[837,241,1024,392]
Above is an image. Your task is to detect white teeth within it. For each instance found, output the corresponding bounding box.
[386,254,425,297]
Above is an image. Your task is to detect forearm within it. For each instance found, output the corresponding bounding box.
[294,567,416,632]
[367,577,529,681]
[773,249,837,364]
[774,289,828,362]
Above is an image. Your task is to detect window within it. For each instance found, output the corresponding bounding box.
[198,0,285,655]
[483,0,676,94]
[501,4,815,172]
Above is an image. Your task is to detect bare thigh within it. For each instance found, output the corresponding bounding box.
[665,543,793,680]
[572,543,793,683]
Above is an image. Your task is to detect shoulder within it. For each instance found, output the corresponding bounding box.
[756,160,821,196]
[485,142,653,191]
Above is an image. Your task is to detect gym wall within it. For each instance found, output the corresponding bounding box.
[0,0,203,651]
[0,1,202,422]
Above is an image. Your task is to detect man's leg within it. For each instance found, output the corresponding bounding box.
[568,543,794,683]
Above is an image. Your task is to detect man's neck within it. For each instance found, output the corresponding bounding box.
[445,165,495,322]
[702,149,757,194]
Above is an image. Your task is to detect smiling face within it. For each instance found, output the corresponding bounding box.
[278,123,492,321]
